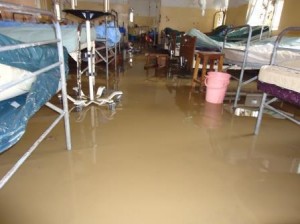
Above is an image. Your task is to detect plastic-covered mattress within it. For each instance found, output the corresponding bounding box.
[185,28,222,51]
[210,25,269,42]
[0,21,96,54]
[0,33,69,153]
[223,36,300,68]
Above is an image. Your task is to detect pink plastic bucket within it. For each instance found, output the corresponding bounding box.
[205,72,231,104]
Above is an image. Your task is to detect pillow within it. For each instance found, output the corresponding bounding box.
[0,63,36,101]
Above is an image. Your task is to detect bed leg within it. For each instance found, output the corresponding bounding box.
[254,92,267,135]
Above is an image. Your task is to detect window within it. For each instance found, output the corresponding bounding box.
[246,0,284,31]
[271,0,284,30]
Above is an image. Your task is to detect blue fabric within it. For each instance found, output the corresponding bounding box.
[186,28,222,52]
[95,21,121,47]
[0,33,69,153]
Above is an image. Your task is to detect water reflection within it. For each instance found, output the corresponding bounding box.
[202,101,224,129]
[167,83,225,129]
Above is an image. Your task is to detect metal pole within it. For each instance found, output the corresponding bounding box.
[104,0,109,12]
[86,20,95,101]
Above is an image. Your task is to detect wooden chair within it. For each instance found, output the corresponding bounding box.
[179,35,197,73]
[191,51,225,90]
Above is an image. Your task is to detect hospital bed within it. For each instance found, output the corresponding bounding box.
[254,26,300,134]
[0,2,71,189]
[0,10,121,95]
[94,10,121,75]
[177,25,269,52]
[222,25,300,108]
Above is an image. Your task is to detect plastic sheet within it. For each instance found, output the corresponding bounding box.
[95,21,121,47]
[0,33,69,153]
[185,28,222,51]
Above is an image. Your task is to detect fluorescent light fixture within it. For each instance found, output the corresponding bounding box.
[129,8,134,22]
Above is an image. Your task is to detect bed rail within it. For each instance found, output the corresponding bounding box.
[271,26,300,65]
[223,25,253,108]
[0,2,71,189]
[254,26,300,134]
[222,25,271,108]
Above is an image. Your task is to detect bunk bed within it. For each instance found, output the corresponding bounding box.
[254,27,300,134]
[0,2,71,189]
[222,25,300,108]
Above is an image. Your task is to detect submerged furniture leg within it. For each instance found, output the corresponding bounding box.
[191,52,224,91]
[191,54,201,89]
[254,92,267,135]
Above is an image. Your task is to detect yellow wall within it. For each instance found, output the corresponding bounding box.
[225,4,248,27]
[0,0,38,20]
[2,0,36,7]
[225,0,300,36]
[159,6,217,33]
[275,0,300,35]
[2,0,300,39]
[133,16,156,28]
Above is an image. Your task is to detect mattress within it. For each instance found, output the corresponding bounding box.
[186,28,222,52]
[0,33,69,152]
[223,36,300,68]
[0,21,96,54]
[95,21,121,47]
[258,60,300,92]
[0,63,35,101]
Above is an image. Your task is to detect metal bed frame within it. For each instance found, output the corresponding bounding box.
[94,9,119,82]
[222,25,269,108]
[64,6,122,109]
[0,2,71,189]
[254,26,300,134]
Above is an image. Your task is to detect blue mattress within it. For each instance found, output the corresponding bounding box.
[95,21,121,47]
[0,33,69,153]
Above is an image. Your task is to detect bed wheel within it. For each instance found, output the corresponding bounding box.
[57,94,62,103]
[75,104,83,112]
[108,102,116,111]
[114,94,122,102]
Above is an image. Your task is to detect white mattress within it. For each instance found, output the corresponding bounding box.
[0,63,36,101]
[258,60,300,92]
[223,37,300,68]
[0,24,96,54]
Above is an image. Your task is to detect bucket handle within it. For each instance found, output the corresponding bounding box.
[204,76,230,87]
[204,76,209,87]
